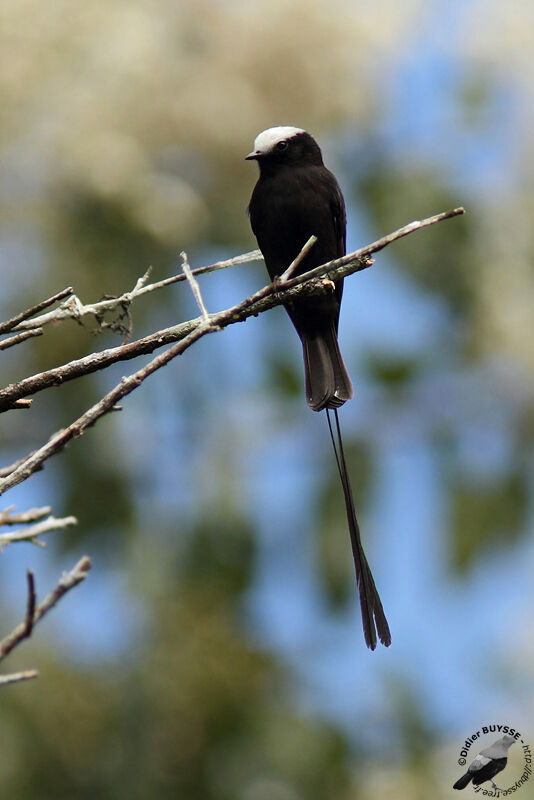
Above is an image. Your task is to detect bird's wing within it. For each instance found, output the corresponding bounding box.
[323,170,346,313]
[330,181,346,257]
[469,754,491,773]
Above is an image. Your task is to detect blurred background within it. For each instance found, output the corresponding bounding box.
[1,0,533,797]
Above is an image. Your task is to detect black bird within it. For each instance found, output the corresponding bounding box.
[454,735,516,791]
[246,126,391,649]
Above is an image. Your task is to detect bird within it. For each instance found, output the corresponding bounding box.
[246,126,391,649]
[454,734,516,791]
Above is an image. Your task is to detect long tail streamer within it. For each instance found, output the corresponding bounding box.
[326,408,391,649]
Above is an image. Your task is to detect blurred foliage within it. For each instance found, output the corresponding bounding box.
[318,438,373,608]
[362,353,423,391]
[360,164,475,315]
[450,470,528,572]
[184,513,256,597]
[52,189,175,298]
[1,0,534,798]
[265,352,304,402]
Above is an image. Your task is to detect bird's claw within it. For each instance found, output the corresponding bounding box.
[272,274,284,297]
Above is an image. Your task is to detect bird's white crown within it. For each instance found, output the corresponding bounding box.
[253,126,305,154]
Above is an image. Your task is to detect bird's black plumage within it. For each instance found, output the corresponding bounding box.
[247,127,351,411]
[246,126,391,649]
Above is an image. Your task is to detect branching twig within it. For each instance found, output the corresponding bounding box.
[0,556,92,666]
[0,321,218,494]
[10,251,263,333]
[0,454,43,479]
[0,515,78,548]
[0,506,51,526]
[279,234,317,282]
[4,205,460,338]
[0,287,73,335]
[0,209,464,683]
[0,209,464,490]
[0,208,464,415]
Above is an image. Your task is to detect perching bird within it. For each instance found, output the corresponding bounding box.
[454,735,516,791]
[246,126,391,649]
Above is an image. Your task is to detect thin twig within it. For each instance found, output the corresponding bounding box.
[11,251,263,333]
[279,234,317,281]
[0,515,78,548]
[0,670,39,686]
[0,506,51,526]
[11,399,32,410]
[0,209,464,491]
[0,454,43,479]
[131,266,153,291]
[0,208,464,415]
[4,208,462,339]
[0,287,73,335]
[23,571,36,638]
[0,328,43,351]
[181,251,210,322]
[0,322,218,494]
[0,556,92,663]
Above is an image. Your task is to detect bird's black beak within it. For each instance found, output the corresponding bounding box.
[245,150,261,160]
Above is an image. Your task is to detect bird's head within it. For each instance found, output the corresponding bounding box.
[502,735,517,748]
[245,126,324,169]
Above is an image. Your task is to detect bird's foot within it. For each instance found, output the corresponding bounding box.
[321,278,335,292]
[272,274,284,294]
[490,781,502,792]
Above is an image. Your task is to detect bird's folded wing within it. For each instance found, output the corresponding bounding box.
[469,754,491,773]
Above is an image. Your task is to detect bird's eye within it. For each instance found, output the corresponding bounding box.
[276,140,288,151]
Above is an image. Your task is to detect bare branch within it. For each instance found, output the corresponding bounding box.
[0,506,51,526]
[11,399,33,410]
[0,320,218,494]
[0,454,43,479]
[0,515,78,548]
[0,328,43,351]
[279,234,317,282]
[11,251,263,333]
[0,208,464,415]
[0,556,92,665]
[0,323,202,412]
[0,287,74,335]
[131,266,153,291]
[24,570,36,638]
[0,208,464,684]
[0,209,464,492]
[0,670,39,686]
[181,251,210,322]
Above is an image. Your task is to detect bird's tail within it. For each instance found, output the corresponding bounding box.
[453,773,473,790]
[302,323,353,412]
[326,408,391,650]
